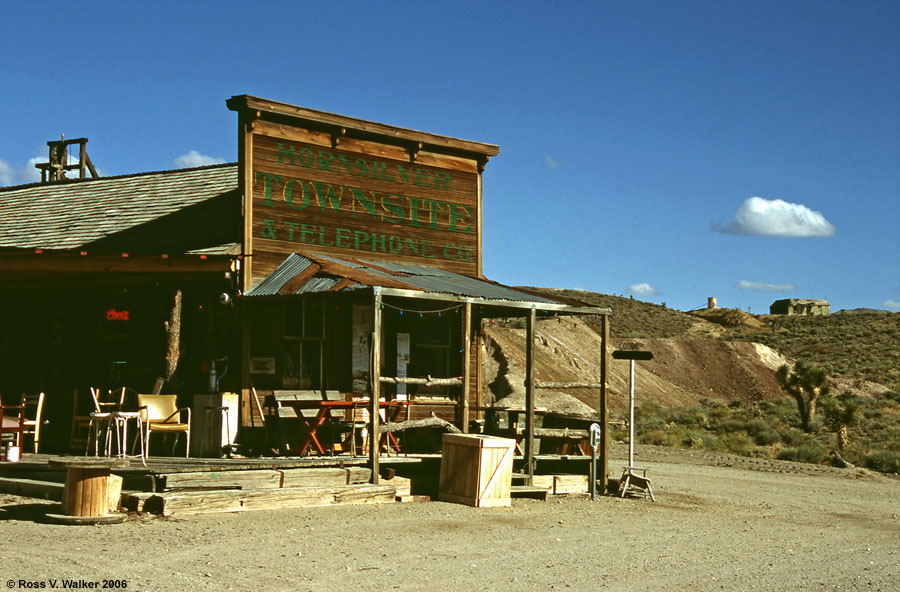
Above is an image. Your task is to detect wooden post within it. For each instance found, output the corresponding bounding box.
[164,288,183,383]
[240,299,253,427]
[460,300,472,433]
[599,314,610,494]
[525,306,536,485]
[79,142,87,179]
[369,288,382,484]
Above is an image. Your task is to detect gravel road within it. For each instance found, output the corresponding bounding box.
[1,446,897,591]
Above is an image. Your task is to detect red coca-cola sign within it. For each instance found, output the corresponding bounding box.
[105,307,130,322]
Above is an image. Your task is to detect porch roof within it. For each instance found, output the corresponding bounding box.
[244,252,610,315]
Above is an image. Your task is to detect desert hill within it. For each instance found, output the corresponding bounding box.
[484,287,899,416]
[483,317,790,416]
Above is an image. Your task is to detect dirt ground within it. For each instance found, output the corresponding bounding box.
[1,445,897,592]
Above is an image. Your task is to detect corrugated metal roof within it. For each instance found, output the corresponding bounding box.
[245,251,557,304]
[317,254,557,303]
[296,277,343,294]
[245,253,316,296]
[0,164,238,250]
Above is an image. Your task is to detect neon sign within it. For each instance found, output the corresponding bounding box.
[106,307,130,322]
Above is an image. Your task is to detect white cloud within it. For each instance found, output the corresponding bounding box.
[714,196,836,237]
[0,157,41,186]
[0,160,13,185]
[545,155,562,169]
[628,282,660,296]
[0,152,107,186]
[174,150,226,168]
[884,300,900,312]
[22,158,44,183]
[737,280,796,291]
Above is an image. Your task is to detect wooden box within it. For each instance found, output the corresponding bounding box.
[438,434,515,507]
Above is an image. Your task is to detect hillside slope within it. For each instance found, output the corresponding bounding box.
[521,287,900,391]
[483,317,790,416]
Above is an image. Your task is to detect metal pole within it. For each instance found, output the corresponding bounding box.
[628,359,635,468]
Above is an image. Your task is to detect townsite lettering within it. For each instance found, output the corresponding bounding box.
[253,143,477,262]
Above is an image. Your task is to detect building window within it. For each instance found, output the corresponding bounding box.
[282,298,324,389]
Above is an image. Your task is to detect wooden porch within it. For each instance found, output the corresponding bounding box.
[0,452,593,517]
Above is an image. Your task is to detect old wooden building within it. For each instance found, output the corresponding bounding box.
[0,96,610,481]
[769,298,830,316]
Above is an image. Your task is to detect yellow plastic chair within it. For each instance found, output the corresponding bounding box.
[138,394,190,457]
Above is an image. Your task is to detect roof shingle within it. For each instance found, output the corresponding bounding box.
[0,164,237,250]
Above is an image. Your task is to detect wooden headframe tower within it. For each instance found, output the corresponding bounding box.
[35,135,99,182]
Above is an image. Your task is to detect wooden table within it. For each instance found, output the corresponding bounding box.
[47,457,130,524]
[273,396,407,456]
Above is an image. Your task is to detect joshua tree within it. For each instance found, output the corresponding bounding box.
[776,361,830,433]
[822,394,859,452]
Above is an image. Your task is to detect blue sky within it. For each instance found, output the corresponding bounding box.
[2,1,898,313]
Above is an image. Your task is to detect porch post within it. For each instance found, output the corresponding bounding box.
[369,287,383,484]
[460,300,472,433]
[599,313,610,494]
[524,305,536,486]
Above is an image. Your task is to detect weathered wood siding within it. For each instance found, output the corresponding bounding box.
[247,120,481,286]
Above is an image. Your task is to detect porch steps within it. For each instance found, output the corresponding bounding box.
[121,483,398,516]
[0,476,64,501]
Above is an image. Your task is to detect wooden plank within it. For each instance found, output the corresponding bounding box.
[0,476,64,501]
[163,470,283,490]
[148,484,397,516]
[280,467,371,487]
[553,474,588,495]
[161,467,372,490]
[107,474,123,512]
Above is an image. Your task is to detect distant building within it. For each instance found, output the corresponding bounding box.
[769,299,830,316]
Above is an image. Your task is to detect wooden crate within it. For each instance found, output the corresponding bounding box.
[438,434,515,507]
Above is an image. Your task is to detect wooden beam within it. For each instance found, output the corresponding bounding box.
[461,300,472,433]
[240,113,254,292]
[0,255,233,274]
[369,287,383,484]
[131,484,397,516]
[599,313,610,494]
[536,381,604,389]
[227,95,500,158]
[525,306,536,486]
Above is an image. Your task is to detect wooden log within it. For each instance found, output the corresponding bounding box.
[164,288,183,382]
[535,381,604,389]
[380,415,462,434]
[379,376,463,386]
[508,427,590,439]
